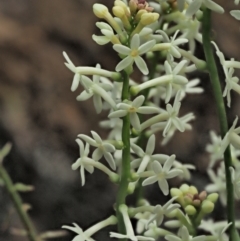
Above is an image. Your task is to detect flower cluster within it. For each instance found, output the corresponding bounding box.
[61,0,240,241]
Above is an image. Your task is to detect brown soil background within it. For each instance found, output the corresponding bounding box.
[0,1,239,240]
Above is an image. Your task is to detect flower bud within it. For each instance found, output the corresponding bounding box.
[189,185,198,195]
[114,0,130,17]
[201,200,214,214]
[180,184,190,194]
[184,193,193,205]
[192,199,201,207]
[93,4,109,19]
[135,9,148,22]
[207,193,219,203]
[129,0,138,14]
[140,13,159,26]
[185,205,197,215]
[199,191,207,201]
[112,6,125,18]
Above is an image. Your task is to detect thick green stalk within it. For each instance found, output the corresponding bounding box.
[0,163,40,241]
[202,8,238,241]
[116,71,131,238]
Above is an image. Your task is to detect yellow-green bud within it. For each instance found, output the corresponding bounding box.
[93,3,109,19]
[140,13,159,26]
[135,9,148,22]
[129,0,138,14]
[207,193,219,203]
[201,200,214,214]
[184,194,193,205]
[112,6,125,18]
[170,188,183,198]
[189,186,198,195]
[114,0,130,17]
[185,205,197,215]
[180,184,190,194]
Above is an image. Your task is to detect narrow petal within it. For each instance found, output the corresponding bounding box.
[113,44,131,55]
[76,91,93,101]
[130,113,141,131]
[138,40,156,55]
[71,73,81,92]
[92,148,103,161]
[102,143,115,152]
[93,95,103,114]
[142,176,158,186]
[78,134,97,147]
[131,34,140,50]
[152,161,163,174]
[108,110,128,118]
[163,155,175,172]
[134,56,149,75]
[186,0,202,16]
[91,131,102,144]
[204,0,224,13]
[116,56,134,72]
[104,152,116,170]
[158,179,169,195]
[132,95,145,108]
[92,35,110,45]
[146,135,155,155]
[173,60,188,75]
[131,143,144,157]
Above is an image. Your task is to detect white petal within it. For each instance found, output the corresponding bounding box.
[164,155,175,172]
[146,135,155,155]
[91,131,102,144]
[113,44,131,55]
[186,0,202,16]
[104,152,116,170]
[71,73,81,92]
[132,95,145,108]
[131,143,144,157]
[93,95,103,114]
[152,161,163,174]
[76,91,93,101]
[80,166,85,186]
[138,40,156,55]
[135,56,149,75]
[130,113,141,131]
[78,134,97,147]
[116,56,134,72]
[204,0,224,13]
[158,179,169,195]
[92,148,103,161]
[92,35,110,45]
[108,110,128,118]
[230,10,240,20]
[131,34,140,50]
[142,176,158,186]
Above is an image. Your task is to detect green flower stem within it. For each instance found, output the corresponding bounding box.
[202,8,238,241]
[116,71,131,239]
[0,151,40,241]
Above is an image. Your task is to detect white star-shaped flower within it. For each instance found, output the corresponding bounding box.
[76,70,116,113]
[72,139,95,186]
[113,34,156,75]
[78,131,116,170]
[142,155,183,195]
[108,95,159,131]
